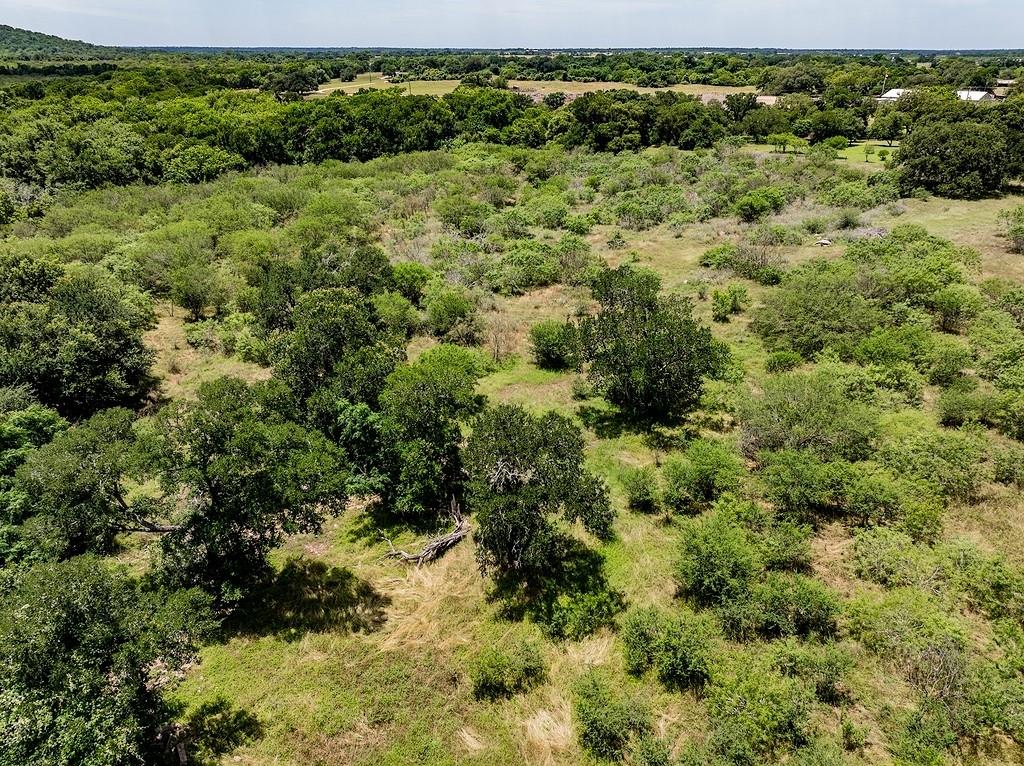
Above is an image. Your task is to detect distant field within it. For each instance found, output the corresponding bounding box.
[308,72,460,97]
[309,72,756,99]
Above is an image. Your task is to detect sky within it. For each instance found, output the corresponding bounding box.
[1,0,1021,50]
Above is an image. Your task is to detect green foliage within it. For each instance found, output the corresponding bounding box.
[765,350,804,373]
[0,557,216,766]
[380,345,486,519]
[747,572,840,639]
[529,319,576,370]
[0,254,156,418]
[573,671,651,762]
[772,639,853,704]
[706,662,815,766]
[391,261,433,306]
[676,509,760,606]
[620,606,719,690]
[1000,206,1024,253]
[878,426,986,503]
[662,439,744,513]
[734,186,787,222]
[897,121,1007,198]
[423,281,482,344]
[578,265,725,423]
[13,408,141,560]
[155,378,351,604]
[468,403,613,586]
[711,284,748,323]
[470,641,547,700]
[752,260,887,358]
[621,465,661,514]
[741,370,880,461]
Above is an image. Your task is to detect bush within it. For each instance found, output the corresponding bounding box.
[529,320,576,370]
[993,446,1024,487]
[741,370,880,461]
[752,572,840,639]
[701,243,738,269]
[759,450,849,522]
[852,527,928,589]
[621,606,664,675]
[1000,206,1024,253]
[764,350,803,373]
[372,290,420,339]
[622,466,661,514]
[706,663,815,766]
[546,586,625,641]
[573,672,651,761]
[423,282,482,344]
[711,285,748,323]
[773,639,853,704]
[878,427,986,503]
[760,521,813,572]
[630,735,672,766]
[654,612,719,691]
[735,187,787,222]
[676,510,760,606]
[662,440,744,513]
[470,641,547,700]
[392,261,433,306]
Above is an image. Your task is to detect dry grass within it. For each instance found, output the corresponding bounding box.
[144,305,270,401]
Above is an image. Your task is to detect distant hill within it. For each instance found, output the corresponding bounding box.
[0,25,111,60]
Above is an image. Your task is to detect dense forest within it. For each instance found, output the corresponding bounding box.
[4,23,1024,766]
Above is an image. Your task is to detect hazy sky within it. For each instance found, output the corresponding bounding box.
[1,0,1020,50]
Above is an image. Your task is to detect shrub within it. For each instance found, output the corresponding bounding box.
[423,282,481,344]
[764,350,803,373]
[676,510,760,606]
[752,572,840,638]
[751,260,886,358]
[735,187,787,222]
[852,527,928,589]
[701,243,738,269]
[841,718,868,751]
[706,663,815,765]
[711,284,748,323]
[773,639,853,704]
[662,440,744,513]
[622,466,661,514]
[630,735,672,766]
[878,427,986,503]
[372,290,420,339]
[391,261,433,306]
[488,244,560,295]
[760,521,813,572]
[741,370,880,461]
[573,671,651,761]
[1000,206,1024,253]
[621,606,664,675]
[654,612,719,691]
[993,446,1024,487]
[759,449,850,522]
[546,587,625,641]
[470,641,547,700]
[529,320,576,370]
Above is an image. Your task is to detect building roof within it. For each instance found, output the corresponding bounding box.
[957,90,994,101]
[877,88,911,100]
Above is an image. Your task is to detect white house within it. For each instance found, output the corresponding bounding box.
[877,88,911,103]
[956,90,996,102]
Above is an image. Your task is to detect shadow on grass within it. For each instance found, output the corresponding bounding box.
[227,557,390,641]
[489,537,624,641]
[577,403,699,449]
[346,495,455,548]
[163,697,262,765]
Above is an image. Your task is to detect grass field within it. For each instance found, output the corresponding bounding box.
[309,73,756,99]
[150,156,1024,766]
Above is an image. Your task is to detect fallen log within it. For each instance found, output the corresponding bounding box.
[383,502,470,566]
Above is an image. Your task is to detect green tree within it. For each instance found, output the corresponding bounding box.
[0,558,215,766]
[468,404,613,586]
[896,122,1007,199]
[154,378,351,604]
[578,266,725,423]
[378,345,486,519]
